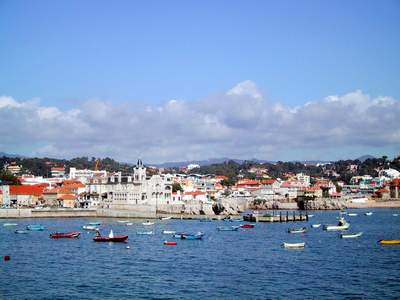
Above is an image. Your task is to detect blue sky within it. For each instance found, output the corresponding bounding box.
[0,1,399,162]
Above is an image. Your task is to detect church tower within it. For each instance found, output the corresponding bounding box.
[134,159,146,182]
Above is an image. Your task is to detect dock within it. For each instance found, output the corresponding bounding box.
[243,212,309,222]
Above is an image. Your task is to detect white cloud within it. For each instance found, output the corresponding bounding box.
[0,81,399,162]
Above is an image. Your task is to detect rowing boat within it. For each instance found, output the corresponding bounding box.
[311,224,321,228]
[83,225,98,230]
[217,226,240,231]
[340,232,362,239]
[288,227,307,234]
[162,230,176,234]
[3,223,18,227]
[142,221,154,226]
[283,242,305,249]
[323,218,350,231]
[50,231,81,239]
[378,240,400,245]
[136,231,153,235]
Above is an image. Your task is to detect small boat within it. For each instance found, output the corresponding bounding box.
[88,222,101,226]
[348,213,358,217]
[323,218,350,231]
[136,231,153,235]
[392,214,398,217]
[15,230,29,234]
[217,226,240,231]
[340,232,363,239]
[199,219,212,222]
[26,224,45,231]
[83,225,98,231]
[365,212,373,216]
[142,221,154,226]
[311,224,321,228]
[164,241,177,246]
[50,231,81,239]
[162,230,176,234]
[288,227,307,234]
[93,230,128,242]
[126,223,133,226]
[117,220,130,223]
[283,242,305,249]
[161,217,172,221]
[379,240,400,245]
[240,224,255,229]
[308,214,314,218]
[174,232,204,240]
[3,223,18,227]
[339,211,347,215]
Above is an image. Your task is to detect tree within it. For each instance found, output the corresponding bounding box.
[0,170,21,185]
[172,182,183,192]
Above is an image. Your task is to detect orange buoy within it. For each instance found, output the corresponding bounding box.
[164,241,177,246]
[4,255,10,261]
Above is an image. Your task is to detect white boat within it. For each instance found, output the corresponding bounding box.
[161,217,172,221]
[348,213,358,217]
[288,227,307,234]
[137,231,153,235]
[142,221,154,226]
[283,242,305,249]
[323,218,350,231]
[311,224,321,228]
[82,225,98,230]
[340,232,363,239]
[3,223,18,227]
[393,214,399,217]
[163,230,176,234]
[308,214,314,218]
[118,220,130,223]
[365,212,373,216]
[126,223,133,226]
[109,230,114,238]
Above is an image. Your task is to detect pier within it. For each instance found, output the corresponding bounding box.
[243,211,309,222]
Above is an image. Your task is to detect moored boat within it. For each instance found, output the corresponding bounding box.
[126,223,133,226]
[15,230,29,234]
[162,230,176,234]
[311,224,321,228]
[136,231,153,235]
[83,225,98,231]
[288,227,307,234]
[199,219,212,222]
[117,220,130,223]
[323,218,350,231]
[50,231,81,239]
[174,232,204,240]
[217,226,239,231]
[240,224,255,229]
[308,214,314,218]
[93,230,128,242]
[88,222,101,226]
[283,242,305,249]
[3,223,18,227]
[348,213,358,217]
[142,221,154,226]
[378,240,400,245]
[161,217,172,221]
[393,214,399,217]
[164,241,177,246]
[365,212,373,216]
[26,224,45,231]
[340,232,363,239]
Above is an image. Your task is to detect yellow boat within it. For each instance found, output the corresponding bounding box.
[378,240,400,245]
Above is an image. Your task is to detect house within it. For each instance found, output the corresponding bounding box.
[51,167,65,178]
[389,179,400,198]
[58,193,77,208]
[375,188,390,200]
[9,185,44,207]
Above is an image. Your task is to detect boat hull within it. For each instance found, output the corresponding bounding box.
[50,231,81,239]
[283,242,305,249]
[27,225,45,231]
[93,235,128,242]
[340,232,362,239]
[217,226,239,231]
[379,240,400,245]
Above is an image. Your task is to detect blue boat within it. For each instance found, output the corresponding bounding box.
[26,224,46,231]
[88,222,101,226]
[217,226,239,231]
[174,232,204,240]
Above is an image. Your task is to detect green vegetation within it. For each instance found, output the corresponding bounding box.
[0,170,20,185]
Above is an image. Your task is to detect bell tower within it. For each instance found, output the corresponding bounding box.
[134,159,146,182]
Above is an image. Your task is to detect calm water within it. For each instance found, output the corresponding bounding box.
[1,209,400,299]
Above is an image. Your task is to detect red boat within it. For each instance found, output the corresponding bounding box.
[240,224,255,229]
[93,235,128,242]
[50,231,81,239]
[163,241,177,246]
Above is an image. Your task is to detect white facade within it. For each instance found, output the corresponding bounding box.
[69,168,107,184]
[296,173,311,187]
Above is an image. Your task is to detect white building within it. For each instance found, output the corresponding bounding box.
[187,164,200,171]
[69,167,107,184]
[296,173,310,187]
[51,167,65,178]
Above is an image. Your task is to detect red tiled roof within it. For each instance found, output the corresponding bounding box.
[51,167,65,171]
[260,179,276,185]
[62,180,83,185]
[376,188,389,193]
[237,179,260,186]
[10,185,44,197]
[58,194,76,200]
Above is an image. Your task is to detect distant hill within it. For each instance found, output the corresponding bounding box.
[0,152,24,158]
[152,157,273,168]
[356,155,376,162]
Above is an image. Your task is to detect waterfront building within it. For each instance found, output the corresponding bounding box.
[69,167,107,184]
[9,185,44,207]
[51,166,66,178]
